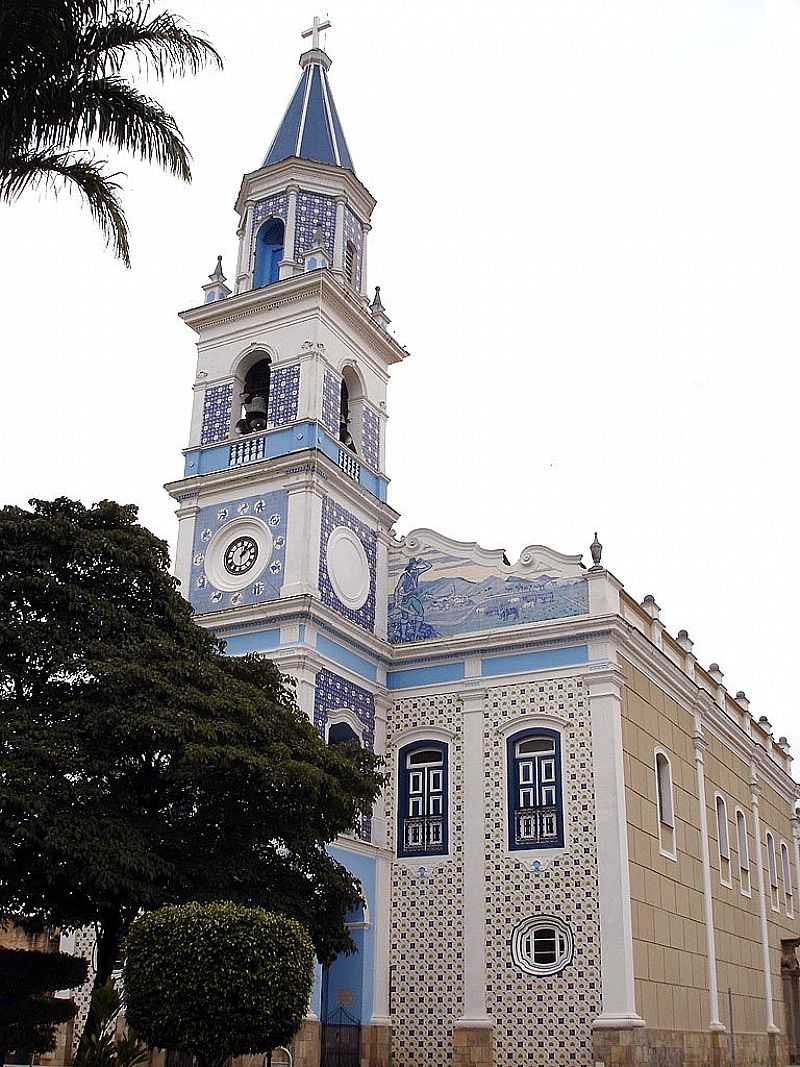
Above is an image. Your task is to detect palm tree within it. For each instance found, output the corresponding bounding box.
[0,0,222,266]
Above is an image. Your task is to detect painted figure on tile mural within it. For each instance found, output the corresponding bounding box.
[392,557,432,640]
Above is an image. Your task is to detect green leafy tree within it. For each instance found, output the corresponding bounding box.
[0,946,88,1066]
[125,902,314,1067]
[0,0,222,265]
[0,498,383,1048]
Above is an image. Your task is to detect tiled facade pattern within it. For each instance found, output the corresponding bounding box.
[484,677,601,1067]
[321,368,341,436]
[361,406,380,470]
[200,382,233,444]
[388,692,465,1067]
[70,926,97,1052]
[267,363,300,427]
[343,206,364,291]
[318,496,377,632]
[313,667,375,840]
[189,490,288,613]
[252,192,288,229]
[294,190,336,261]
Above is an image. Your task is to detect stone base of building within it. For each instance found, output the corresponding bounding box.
[288,1018,320,1067]
[452,1023,494,1067]
[593,1026,787,1067]
[360,1022,391,1067]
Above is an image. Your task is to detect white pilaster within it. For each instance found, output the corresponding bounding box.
[237,201,256,293]
[282,480,323,598]
[280,184,299,279]
[174,501,198,597]
[375,530,391,641]
[588,666,646,1029]
[456,687,492,1029]
[360,223,371,297]
[693,715,725,1031]
[333,196,346,274]
[751,769,780,1033]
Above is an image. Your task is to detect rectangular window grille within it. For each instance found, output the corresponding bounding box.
[338,448,360,482]
[229,436,266,467]
[345,242,355,285]
[515,806,559,846]
[403,816,445,854]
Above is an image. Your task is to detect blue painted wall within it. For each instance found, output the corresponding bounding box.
[325,844,376,1024]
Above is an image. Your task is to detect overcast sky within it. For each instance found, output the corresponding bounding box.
[2,1,798,750]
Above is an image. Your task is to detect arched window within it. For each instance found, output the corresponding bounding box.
[781,842,794,917]
[654,750,676,859]
[397,740,448,858]
[345,241,356,287]
[235,357,271,435]
[767,832,780,911]
[254,217,284,288]
[328,721,360,746]
[507,728,564,851]
[338,367,363,453]
[736,809,751,896]
[715,794,731,886]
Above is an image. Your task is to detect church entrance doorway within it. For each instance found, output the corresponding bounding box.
[319,1005,361,1067]
[782,939,800,1063]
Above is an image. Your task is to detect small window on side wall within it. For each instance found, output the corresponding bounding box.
[715,795,732,886]
[397,740,448,858]
[781,842,794,917]
[507,728,564,851]
[767,832,780,911]
[654,750,676,860]
[736,809,752,896]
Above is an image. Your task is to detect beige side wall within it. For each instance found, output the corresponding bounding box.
[621,656,800,1042]
[621,658,709,1032]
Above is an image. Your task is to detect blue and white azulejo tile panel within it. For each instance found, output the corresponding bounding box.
[252,192,288,229]
[200,382,233,445]
[319,497,377,632]
[294,190,336,261]
[361,407,380,469]
[267,364,300,427]
[314,668,375,840]
[188,490,288,613]
[343,206,364,290]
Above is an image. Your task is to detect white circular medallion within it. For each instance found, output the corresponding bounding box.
[205,516,274,592]
[326,526,371,610]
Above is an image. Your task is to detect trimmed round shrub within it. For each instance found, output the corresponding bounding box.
[124,901,314,1067]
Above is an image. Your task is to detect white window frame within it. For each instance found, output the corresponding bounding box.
[715,793,732,888]
[500,713,569,862]
[766,832,780,912]
[392,725,455,871]
[736,807,752,897]
[511,914,574,976]
[781,841,794,917]
[325,708,364,746]
[654,748,677,861]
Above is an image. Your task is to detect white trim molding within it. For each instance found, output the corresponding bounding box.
[693,722,725,1032]
[587,666,646,1030]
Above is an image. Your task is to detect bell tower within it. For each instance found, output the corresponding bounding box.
[166,22,403,1043]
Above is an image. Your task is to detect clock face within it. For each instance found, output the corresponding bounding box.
[223,535,259,576]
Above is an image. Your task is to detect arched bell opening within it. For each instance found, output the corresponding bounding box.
[253,217,285,288]
[338,365,365,454]
[235,356,271,435]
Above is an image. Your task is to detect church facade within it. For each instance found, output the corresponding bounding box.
[163,24,800,1067]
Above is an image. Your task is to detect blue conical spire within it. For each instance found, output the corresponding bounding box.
[264,46,355,173]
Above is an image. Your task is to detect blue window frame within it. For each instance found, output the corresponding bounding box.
[397,739,448,858]
[507,727,564,851]
[254,217,284,288]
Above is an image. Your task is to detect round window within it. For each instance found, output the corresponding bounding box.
[511,915,574,976]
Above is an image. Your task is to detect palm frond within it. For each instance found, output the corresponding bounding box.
[81,4,222,80]
[0,148,130,267]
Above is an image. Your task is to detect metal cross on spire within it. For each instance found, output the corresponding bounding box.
[301,15,331,51]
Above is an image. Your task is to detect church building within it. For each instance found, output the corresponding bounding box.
[161,20,800,1067]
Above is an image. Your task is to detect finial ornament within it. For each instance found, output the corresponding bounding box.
[201,254,230,304]
[369,286,391,330]
[302,15,331,51]
[589,532,603,569]
[209,255,225,282]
